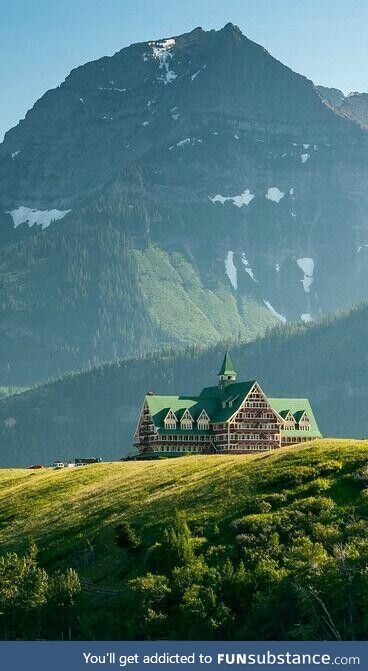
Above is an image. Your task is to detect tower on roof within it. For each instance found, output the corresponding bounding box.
[218,350,237,388]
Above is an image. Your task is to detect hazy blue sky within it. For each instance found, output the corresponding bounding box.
[1,0,368,140]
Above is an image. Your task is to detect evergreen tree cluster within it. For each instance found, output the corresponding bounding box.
[0,542,81,640]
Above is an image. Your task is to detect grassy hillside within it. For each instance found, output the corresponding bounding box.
[1,302,368,466]
[1,440,368,640]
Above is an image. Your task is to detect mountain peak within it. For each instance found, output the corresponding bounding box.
[222,22,243,34]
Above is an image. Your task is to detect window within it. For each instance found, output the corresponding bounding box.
[299,413,311,431]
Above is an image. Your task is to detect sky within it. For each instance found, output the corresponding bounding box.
[1,0,368,141]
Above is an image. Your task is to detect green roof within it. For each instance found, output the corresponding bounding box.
[143,369,321,440]
[199,381,256,421]
[218,350,237,377]
[145,380,256,429]
[269,398,322,437]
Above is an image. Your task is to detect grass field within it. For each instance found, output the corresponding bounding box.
[1,439,367,585]
[1,438,368,640]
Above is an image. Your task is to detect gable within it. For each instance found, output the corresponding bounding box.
[134,399,157,438]
[197,409,210,421]
[164,409,178,421]
[180,408,193,421]
[269,398,321,436]
[231,381,282,423]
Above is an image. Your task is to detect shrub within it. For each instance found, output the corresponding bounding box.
[261,466,319,490]
[303,478,331,495]
[233,513,276,536]
[317,460,343,476]
[351,463,368,487]
[289,496,335,516]
[115,521,141,551]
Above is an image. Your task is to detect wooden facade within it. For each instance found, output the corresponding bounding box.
[133,352,321,457]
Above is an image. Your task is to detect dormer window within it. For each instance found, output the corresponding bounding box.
[164,410,177,430]
[197,409,210,430]
[284,411,296,431]
[180,409,193,430]
[298,412,311,431]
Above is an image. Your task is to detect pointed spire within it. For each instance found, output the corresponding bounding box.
[218,349,237,381]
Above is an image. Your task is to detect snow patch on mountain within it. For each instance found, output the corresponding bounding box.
[225,251,237,290]
[263,300,287,323]
[98,85,127,93]
[7,206,71,230]
[171,106,180,120]
[301,153,310,163]
[265,187,284,203]
[170,137,203,149]
[150,39,177,84]
[297,257,314,293]
[241,254,258,282]
[191,65,206,81]
[11,151,20,159]
[209,188,255,208]
[301,313,313,322]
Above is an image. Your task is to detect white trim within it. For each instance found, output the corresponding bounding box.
[134,399,158,438]
[164,408,178,422]
[181,408,194,421]
[227,382,283,425]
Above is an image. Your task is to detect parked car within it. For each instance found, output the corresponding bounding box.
[28,464,44,469]
[52,462,65,469]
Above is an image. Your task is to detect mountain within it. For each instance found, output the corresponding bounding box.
[316,86,368,128]
[316,85,345,108]
[2,440,368,640]
[340,93,368,129]
[1,301,368,467]
[2,24,368,385]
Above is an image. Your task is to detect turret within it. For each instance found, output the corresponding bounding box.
[218,350,237,389]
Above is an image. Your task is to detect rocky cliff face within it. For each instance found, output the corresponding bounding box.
[316,85,345,108]
[1,24,368,384]
[316,86,368,129]
[340,93,368,129]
